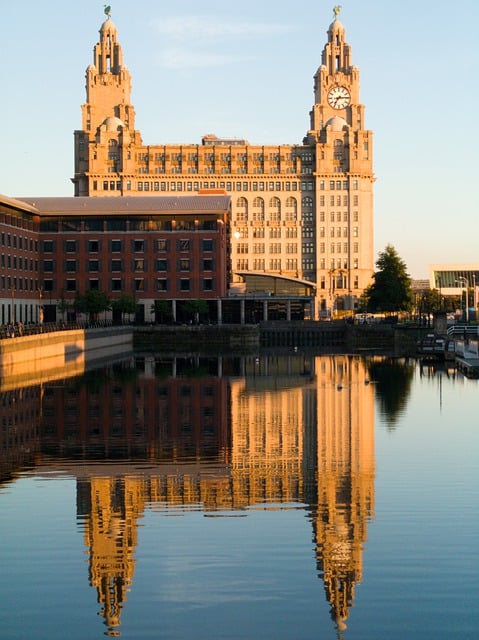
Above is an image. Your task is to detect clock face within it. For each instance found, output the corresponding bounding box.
[327,86,351,109]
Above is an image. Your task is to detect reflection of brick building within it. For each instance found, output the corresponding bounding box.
[40,356,229,461]
[3,353,375,635]
[0,384,42,483]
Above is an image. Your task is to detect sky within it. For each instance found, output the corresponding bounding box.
[1,0,478,279]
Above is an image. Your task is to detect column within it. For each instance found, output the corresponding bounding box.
[217,299,223,325]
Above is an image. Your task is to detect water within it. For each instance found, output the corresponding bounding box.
[1,354,478,639]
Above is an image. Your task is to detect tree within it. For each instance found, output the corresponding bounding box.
[364,245,413,314]
[111,294,137,324]
[151,299,172,324]
[181,299,209,324]
[57,289,70,323]
[74,289,110,323]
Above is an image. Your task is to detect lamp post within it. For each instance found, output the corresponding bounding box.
[455,277,469,323]
[473,274,477,316]
[38,287,44,330]
[10,285,15,325]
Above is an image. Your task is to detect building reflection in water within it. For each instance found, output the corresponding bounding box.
[0,352,375,636]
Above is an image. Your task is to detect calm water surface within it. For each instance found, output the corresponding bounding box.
[1,353,478,639]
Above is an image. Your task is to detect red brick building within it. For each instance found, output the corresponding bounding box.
[0,193,231,325]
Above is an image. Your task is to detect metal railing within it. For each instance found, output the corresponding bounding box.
[447,325,479,337]
[0,320,114,340]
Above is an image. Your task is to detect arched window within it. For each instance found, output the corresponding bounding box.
[285,197,297,221]
[252,197,265,222]
[236,197,248,222]
[269,197,281,222]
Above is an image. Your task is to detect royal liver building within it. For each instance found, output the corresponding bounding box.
[73,7,374,316]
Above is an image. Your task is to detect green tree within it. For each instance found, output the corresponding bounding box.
[151,299,172,323]
[416,288,442,323]
[364,245,413,314]
[181,299,209,324]
[57,289,69,323]
[74,289,110,323]
[111,294,137,324]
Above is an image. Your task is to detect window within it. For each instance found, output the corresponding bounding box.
[66,279,76,291]
[111,279,123,291]
[111,240,123,252]
[179,258,190,271]
[178,239,190,252]
[111,259,123,272]
[42,240,54,253]
[156,279,168,291]
[202,239,214,252]
[89,279,99,290]
[43,260,54,272]
[65,240,77,253]
[203,278,213,291]
[88,240,100,253]
[156,239,169,251]
[65,260,77,272]
[133,239,145,252]
[133,258,145,272]
[202,258,213,271]
[156,259,168,271]
[88,260,99,272]
[134,278,145,291]
[180,278,190,291]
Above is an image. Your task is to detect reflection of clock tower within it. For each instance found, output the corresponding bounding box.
[305,8,374,314]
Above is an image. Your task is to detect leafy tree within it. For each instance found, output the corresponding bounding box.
[111,294,137,324]
[181,299,209,324]
[415,288,442,324]
[57,289,69,323]
[74,289,110,323]
[364,245,413,313]
[152,299,172,323]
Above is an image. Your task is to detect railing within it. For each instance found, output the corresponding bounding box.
[0,320,114,340]
[447,325,479,337]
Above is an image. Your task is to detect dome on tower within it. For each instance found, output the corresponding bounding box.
[103,116,125,131]
[100,17,117,33]
[325,116,348,131]
[329,18,345,34]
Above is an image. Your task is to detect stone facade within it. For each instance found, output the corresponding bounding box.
[73,10,374,316]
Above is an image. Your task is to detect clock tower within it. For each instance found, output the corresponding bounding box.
[305,7,374,313]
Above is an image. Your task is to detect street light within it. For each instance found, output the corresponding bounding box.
[455,277,469,323]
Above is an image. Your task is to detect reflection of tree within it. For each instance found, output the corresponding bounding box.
[368,358,415,427]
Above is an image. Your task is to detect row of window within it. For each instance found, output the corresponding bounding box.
[40,219,218,233]
[0,232,38,251]
[235,244,298,255]
[42,258,215,273]
[136,152,297,163]
[0,276,39,292]
[235,260,299,271]
[1,255,37,271]
[319,180,360,190]
[42,278,215,293]
[42,238,215,253]
[94,179,313,192]
[234,228,299,239]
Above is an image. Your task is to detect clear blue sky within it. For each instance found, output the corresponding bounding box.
[1,0,478,278]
